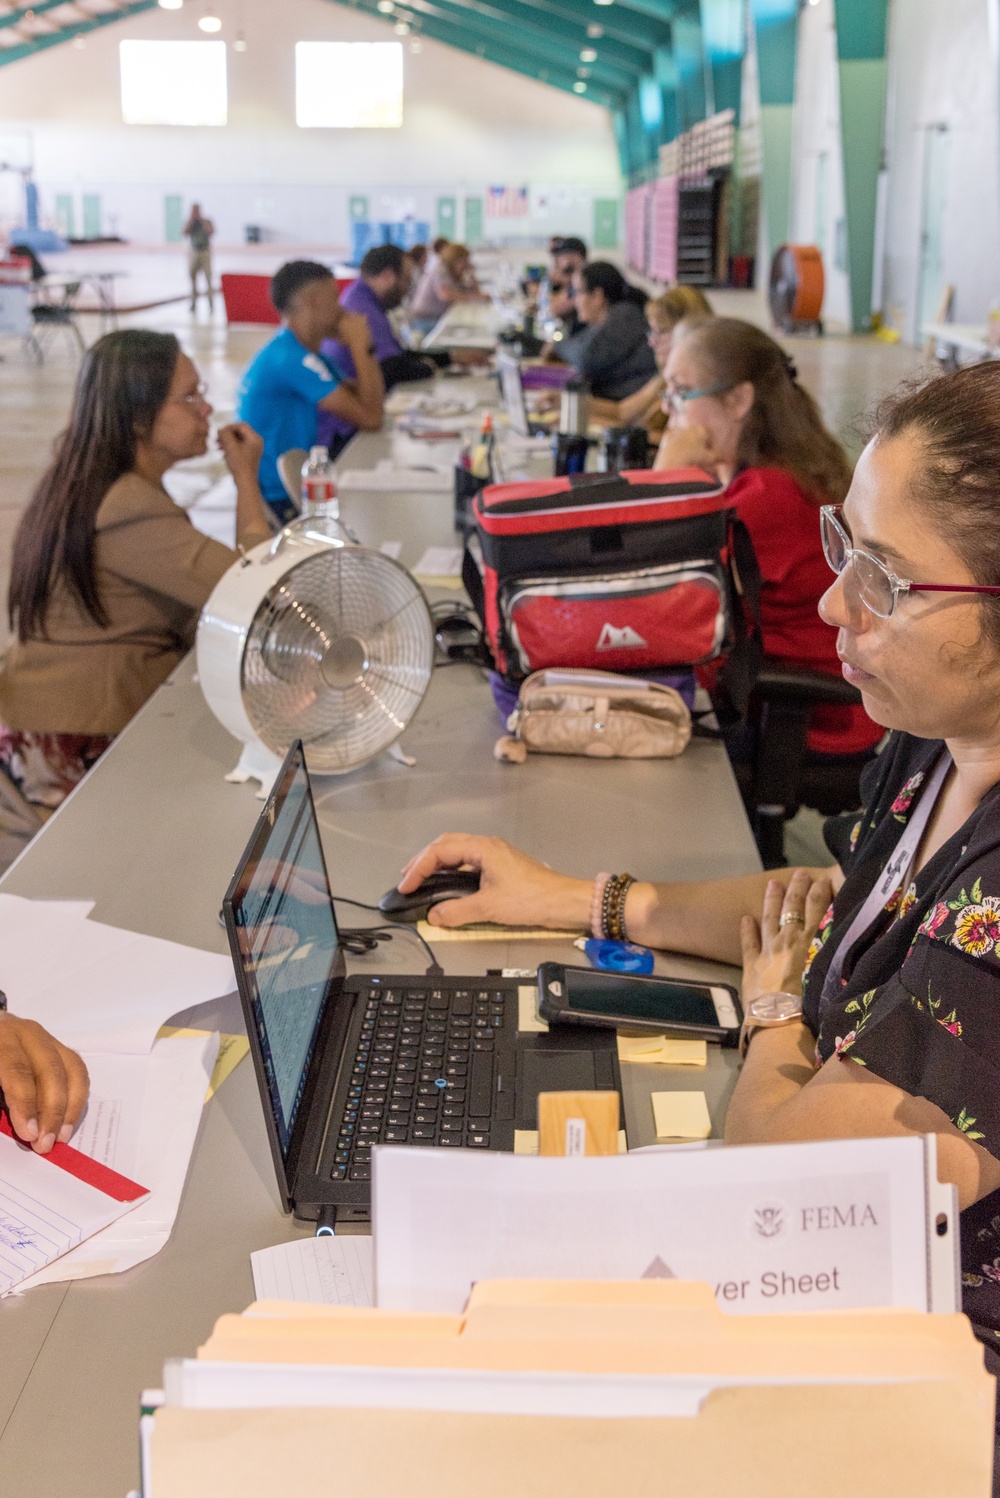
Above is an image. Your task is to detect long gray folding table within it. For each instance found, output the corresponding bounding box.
[0,387,760,1498]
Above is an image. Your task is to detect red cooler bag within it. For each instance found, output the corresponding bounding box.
[466,470,761,704]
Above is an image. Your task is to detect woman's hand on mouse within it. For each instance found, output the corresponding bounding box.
[398,834,592,930]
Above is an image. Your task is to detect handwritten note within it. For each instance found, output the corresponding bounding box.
[0,1125,148,1294]
[250,1235,373,1306]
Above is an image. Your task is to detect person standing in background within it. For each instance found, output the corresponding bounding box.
[183,203,215,313]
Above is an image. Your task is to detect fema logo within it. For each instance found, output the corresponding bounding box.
[751,1202,787,1240]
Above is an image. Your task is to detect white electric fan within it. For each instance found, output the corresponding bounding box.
[196,527,435,792]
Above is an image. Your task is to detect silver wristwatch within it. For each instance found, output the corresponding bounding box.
[739,991,803,1057]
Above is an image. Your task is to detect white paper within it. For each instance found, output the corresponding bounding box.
[373,1137,944,1316]
[0,1130,147,1293]
[251,1235,373,1306]
[15,1032,218,1289]
[163,1357,769,1418]
[413,545,464,578]
[0,894,236,1053]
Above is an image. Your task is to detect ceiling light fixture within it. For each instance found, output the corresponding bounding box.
[158,0,183,8]
[233,32,247,50]
[376,0,394,11]
[198,12,222,29]
[394,20,410,33]
[580,47,597,61]
[573,80,587,91]
[587,23,603,37]
[410,36,422,51]
[593,1,614,7]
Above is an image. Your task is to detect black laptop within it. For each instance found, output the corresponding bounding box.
[223,741,622,1224]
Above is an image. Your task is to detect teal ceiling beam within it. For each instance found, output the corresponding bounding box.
[671,7,707,132]
[343,0,623,105]
[834,0,889,330]
[426,0,657,71]
[749,0,797,260]
[533,0,673,53]
[0,0,82,33]
[700,0,744,117]
[0,0,156,67]
[420,0,640,89]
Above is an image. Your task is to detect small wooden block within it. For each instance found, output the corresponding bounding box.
[537,1090,620,1156]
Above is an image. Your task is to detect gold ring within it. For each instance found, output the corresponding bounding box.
[779,912,805,927]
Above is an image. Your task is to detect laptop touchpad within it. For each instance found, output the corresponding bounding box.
[517,1048,596,1125]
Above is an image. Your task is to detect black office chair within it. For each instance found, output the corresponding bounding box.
[733,660,871,869]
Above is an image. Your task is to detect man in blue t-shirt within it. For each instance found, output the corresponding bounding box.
[237,260,384,521]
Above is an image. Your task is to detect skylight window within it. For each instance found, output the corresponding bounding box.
[295,41,403,128]
[119,40,228,127]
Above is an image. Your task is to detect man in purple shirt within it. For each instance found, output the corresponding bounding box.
[319,244,444,450]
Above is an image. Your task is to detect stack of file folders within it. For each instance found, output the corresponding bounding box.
[145,1278,996,1497]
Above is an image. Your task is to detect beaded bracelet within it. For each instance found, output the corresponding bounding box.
[600,873,636,941]
[591,873,611,940]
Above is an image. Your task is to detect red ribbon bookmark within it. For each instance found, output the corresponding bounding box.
[0,1113,149,1203]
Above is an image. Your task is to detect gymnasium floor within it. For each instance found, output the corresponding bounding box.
[0,245,933,864]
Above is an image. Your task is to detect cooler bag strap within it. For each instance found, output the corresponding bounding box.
[708,517,764,728]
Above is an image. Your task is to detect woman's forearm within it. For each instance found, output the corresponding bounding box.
[617,374,665,428]
[723,1023,816,1143]
[625,872,790,965]
[235,480,273,549]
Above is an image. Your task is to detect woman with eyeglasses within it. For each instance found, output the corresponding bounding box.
[654,316,881,759]
[397,362,1000,1466]
[0,329,272,825]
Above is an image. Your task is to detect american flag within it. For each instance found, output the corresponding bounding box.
[486,185,529,217]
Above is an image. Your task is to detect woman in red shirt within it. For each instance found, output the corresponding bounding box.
[654,316,881,758]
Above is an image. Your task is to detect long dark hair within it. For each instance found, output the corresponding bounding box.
[873,363,1000,651]
[10,330,180,640]
[676,317,854,504]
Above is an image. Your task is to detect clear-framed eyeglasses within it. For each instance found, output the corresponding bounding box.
[820,505,1000,619]
[172,383,211,409]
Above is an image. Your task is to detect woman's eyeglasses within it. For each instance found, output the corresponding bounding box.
[820,505,1000,618]
[663,381,730,415]
[172,383,210,409]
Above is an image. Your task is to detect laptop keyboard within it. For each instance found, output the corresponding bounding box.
[330,985,511,1182]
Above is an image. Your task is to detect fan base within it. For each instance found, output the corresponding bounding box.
[223,738,285,799]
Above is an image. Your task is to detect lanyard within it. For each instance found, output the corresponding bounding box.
[820,751,952,1007]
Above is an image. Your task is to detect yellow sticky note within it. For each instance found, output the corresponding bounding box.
[416,921,580,942]
[513,1128,628,1155]
[618,1035,707,1067]
[156,1026,251,1101]
[652,1090,712,1140]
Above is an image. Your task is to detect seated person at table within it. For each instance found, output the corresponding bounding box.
[559,261,659,402]
[0,330,272,818]
[583,285,715,432]
[0,1010,89,1154]
[408,242,428,277]
[409,242,488,336]
[396,362,1000,1463]
[657,315,881,760]
[317,246,484,450]
[237,260,384,519]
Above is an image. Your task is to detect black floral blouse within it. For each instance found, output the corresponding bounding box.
[807,731,1000,1360]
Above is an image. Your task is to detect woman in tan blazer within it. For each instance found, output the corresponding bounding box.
[0,329,273,817]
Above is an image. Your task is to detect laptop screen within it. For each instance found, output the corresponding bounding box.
[497,351,530,437]
[226,745,341,1159]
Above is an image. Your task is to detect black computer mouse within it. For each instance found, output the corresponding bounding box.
[378,869,482,923]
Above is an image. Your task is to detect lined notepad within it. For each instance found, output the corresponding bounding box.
[0,1116,148,1293]
[250,1235,373,1307]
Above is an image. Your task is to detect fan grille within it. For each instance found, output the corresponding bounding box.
[241,548,434,773]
